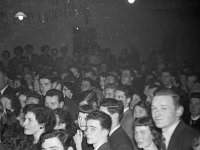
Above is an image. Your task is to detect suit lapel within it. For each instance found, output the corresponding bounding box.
[167,121,185,150]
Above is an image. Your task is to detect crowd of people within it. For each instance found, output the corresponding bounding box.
[0,44,200,150]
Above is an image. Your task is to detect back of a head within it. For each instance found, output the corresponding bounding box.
[100,98,124,121]
[79,90,98,108]
[87,110,112,131]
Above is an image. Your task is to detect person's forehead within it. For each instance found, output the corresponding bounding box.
[40,78,51,83]
[99,106,108,113]
[135,126,150,132]
[79,112,88,117]
[45,96,59,102]
[115,90,125,96]
[190,98,200,103]
[162,72,171,76]
[26,112,36,119]
[122,70,131,74]
[43,137,62,148]
[152,95,174,106]
[105,88,114,92]
[87,119,101,128]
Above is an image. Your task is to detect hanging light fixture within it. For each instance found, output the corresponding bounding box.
[15,11,27,20]
[128,0,136,4]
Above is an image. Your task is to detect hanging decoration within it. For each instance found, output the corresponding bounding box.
[0,0,85,25]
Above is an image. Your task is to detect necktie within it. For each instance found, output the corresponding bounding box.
[161,136,167,150]
[191,119,196,127]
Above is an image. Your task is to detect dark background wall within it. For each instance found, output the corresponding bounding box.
[0,0,200,63]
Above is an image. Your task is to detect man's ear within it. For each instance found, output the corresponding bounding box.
[176,106,184,117]
[126,97,131,106]
[102,129,109,138]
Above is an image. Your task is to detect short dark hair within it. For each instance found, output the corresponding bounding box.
[79,104,96,114]
[87,110,111,131]
[116,85,132,99]
[79,90,98,107]
[45,89,64,103]
[27,106,56,133]
[100,98,124,121]
[189,92,200,100]
[40,130,74,150]
[154,88,182,108]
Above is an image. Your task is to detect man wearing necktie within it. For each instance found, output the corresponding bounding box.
[151,88,199,150]
[189,93,200,132]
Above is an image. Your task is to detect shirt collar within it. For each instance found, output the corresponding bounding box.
[0,85,8,95]
[123,107,129,113]
[162,120,180,149]
[93,140,107,150]
[109,125,120,136]
[191,115,200,121]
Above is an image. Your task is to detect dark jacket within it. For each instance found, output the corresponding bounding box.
[108,127,134,150]
[167,120,199,150]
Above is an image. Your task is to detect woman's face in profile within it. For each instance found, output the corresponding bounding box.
[134,126,154,149]
[42,137,64,150]
[133,106,147,118]
[23,112,43,136]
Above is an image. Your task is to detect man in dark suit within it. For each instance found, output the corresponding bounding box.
[100,98,134,150]
[151,88,199,150]
[85,110,112,150]
[189,92,200,132]
[115,85,134,142]
[0,67,15,96]
[23,44,39,70]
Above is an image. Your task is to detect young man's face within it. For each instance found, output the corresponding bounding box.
[161,72,173,87]
[115,90,130,109]
[85,119,107,146]
[45,95,62,110]
[151,95,181,130]
[121,70,132,85]
[39,78,53,96]
[81,80,91,92]
[190,98,200,117]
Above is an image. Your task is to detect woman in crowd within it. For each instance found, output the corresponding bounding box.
[132,101,151,119]
[40,130,75,150]
[22,105,56,150]
[73,104,95,150]
[0,94,24,150]
[133,117,162,150]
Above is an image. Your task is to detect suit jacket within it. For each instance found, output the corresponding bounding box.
[121,109,134,143]
[190,117,200,133]
[97,142,112,150]
[108,127,134,150]
[167,120,199,150]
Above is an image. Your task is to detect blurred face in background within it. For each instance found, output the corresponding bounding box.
[40,78,53,96]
